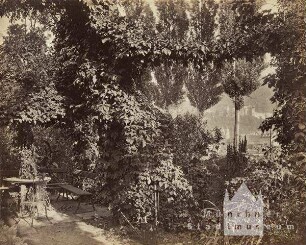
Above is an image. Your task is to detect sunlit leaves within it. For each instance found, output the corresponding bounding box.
[0,24,61,125]
[221,58,265,109]
[121,157,194,226]
[260,0,306,152]
[17,84,65,124]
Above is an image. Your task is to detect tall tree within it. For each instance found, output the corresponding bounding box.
[155,0,189,43]
[187,0,222,112]
[153,0,223,112]
[189,0,217,45]
[218,0,266,148]
[0,24,64,146]
[153,0,189,109]
[221,58,265,148]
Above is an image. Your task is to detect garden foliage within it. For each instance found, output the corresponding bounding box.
[0,0,304,238]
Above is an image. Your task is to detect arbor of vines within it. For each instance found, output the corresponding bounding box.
[0,0,304,227]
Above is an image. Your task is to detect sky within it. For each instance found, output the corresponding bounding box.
[0,16,9,43]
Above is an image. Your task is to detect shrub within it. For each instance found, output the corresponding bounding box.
[225,150,306,245]
[18,146,38,179]
[225,137,248,180]
[115,156,195,231]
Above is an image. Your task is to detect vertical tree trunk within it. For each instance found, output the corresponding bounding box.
[233,102,240,149]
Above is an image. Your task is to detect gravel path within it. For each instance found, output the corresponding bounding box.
[17,221,131,245]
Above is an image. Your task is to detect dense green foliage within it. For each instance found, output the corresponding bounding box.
[0,24,64,133]
[0,0,304,242]
[221,58,265,110]
[260,0,306,152]
[171,114,220,170]
[226,150,306,244]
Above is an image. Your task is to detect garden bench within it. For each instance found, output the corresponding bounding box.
[38,168,68,192]
[39,168,68,182]
[56,183,95,213]
[39,168,96,213]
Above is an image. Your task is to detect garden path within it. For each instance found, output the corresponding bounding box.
[14,198,139,245]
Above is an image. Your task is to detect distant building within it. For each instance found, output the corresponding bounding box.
[221,128,230,140]
[207,104,272,118]
[205,102,275,146]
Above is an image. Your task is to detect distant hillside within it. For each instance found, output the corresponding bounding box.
[207,84,275,115]
[203,84,275,142]
[244,84,275,113]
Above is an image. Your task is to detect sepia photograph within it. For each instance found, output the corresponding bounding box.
[0,0,305,244]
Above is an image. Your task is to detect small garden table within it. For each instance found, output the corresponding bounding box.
[4,177,51,226]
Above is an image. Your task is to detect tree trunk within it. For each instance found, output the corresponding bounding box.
[233,103,240,149]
